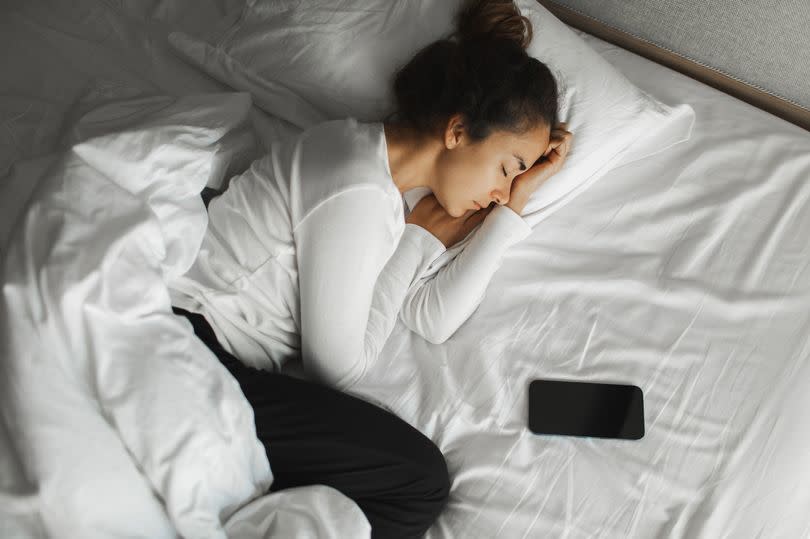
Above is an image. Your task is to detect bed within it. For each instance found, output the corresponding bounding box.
[2,1,809,538]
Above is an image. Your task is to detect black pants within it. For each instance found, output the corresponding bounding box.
[172,307,450,538]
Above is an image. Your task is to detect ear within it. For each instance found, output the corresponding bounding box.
[444,114,466,149]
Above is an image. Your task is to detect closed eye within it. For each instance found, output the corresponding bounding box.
[502,165,508,177]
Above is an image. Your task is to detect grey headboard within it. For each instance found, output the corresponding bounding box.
[536,0,810,132]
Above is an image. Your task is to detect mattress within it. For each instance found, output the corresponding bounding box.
[2,1,809,538]
[350,28,810,539]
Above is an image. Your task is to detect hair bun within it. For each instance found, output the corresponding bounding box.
[391,0,558,142]
[455,0,533,50]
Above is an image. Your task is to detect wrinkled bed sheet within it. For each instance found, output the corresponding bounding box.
[0,2,367,538]
[347,30,810,539]
[0,93,371,538]
[2,1,810,538]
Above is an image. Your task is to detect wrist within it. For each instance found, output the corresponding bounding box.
[480,204,533,249]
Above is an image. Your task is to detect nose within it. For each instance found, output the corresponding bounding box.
[492,190,509,206]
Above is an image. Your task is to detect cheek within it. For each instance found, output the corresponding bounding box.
[435,150,493,213]
[435,157,466,201]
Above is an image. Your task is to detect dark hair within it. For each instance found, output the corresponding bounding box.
[390,0,560,142]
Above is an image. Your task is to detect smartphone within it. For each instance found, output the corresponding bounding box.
[528,379,644,440]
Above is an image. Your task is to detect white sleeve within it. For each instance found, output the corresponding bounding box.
[294,187,446,389]
[399,204,532,344]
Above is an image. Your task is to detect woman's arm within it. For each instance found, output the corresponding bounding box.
[399,123,573,345]
[398,204,532,344]
[294,187,446,389]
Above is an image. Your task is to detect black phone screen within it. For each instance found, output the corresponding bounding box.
[528,379,644,440]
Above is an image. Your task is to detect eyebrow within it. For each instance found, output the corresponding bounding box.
[513,154,527,171]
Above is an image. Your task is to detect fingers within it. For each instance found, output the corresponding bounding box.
[463,204,491,220]
[551,122,573,155]
[551,124,572,142]
[543,121,572,157]
[464,209,489,230]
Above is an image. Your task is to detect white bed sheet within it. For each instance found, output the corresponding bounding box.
[344,28,810,539]
[2,2,810,539]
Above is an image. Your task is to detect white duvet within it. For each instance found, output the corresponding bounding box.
[4,1,810,537]
[0,93,369,539]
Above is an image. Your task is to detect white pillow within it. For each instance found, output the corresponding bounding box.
[168,0,694,224]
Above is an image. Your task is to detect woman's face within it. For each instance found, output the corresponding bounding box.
[433,116,551,218]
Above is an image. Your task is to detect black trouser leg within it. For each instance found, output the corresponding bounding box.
[173,307,450,539]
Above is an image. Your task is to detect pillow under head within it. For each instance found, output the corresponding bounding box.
[169,0,694,224]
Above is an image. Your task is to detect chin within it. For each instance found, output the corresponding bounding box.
[435,191,463,218]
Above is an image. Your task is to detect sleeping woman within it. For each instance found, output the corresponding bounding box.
[169,0,572,537]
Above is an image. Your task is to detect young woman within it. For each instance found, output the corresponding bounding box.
[170,0,572,537]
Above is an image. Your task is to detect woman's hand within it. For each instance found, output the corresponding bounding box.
[506,121,573,215]
[406,193,493,248]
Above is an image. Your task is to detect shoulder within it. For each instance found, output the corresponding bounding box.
[292,118,396,223]
[299,118,382,174]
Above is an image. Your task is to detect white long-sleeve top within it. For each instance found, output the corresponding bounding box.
[169,118,532,389]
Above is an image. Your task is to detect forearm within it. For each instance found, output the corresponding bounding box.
[301,220,445,390]
[400,205,532,344]
[354,224,447,381]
